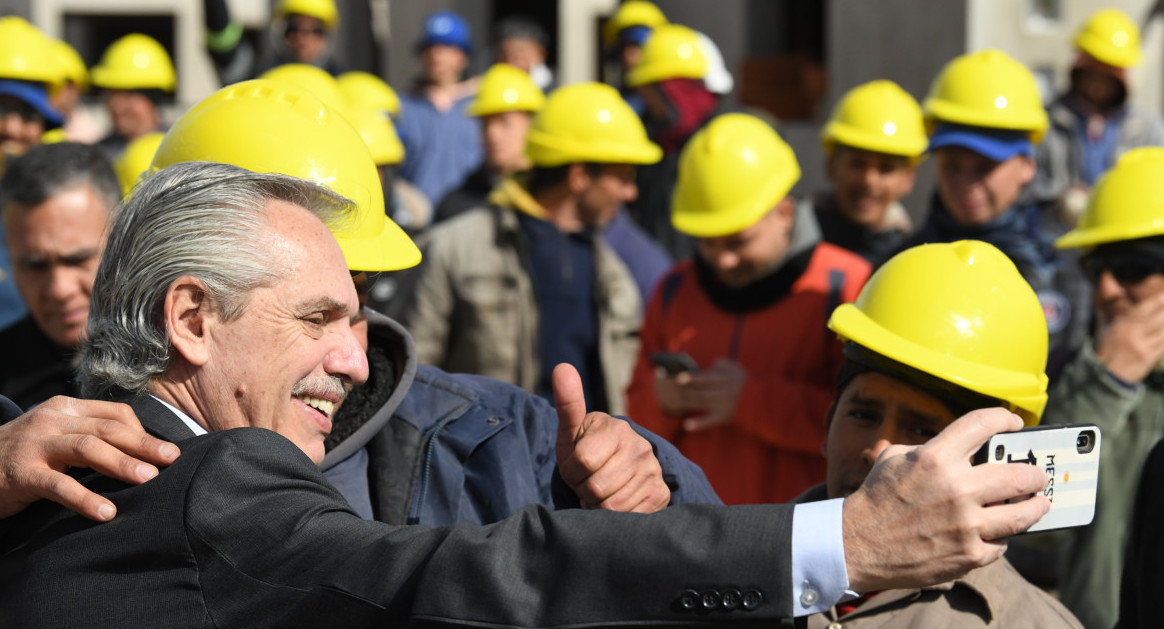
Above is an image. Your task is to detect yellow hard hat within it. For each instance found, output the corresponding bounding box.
[829,240,1049,425]
[603,0,667,48]
[274,0,339,30]
[150,79,419,272]
[821,79,927,160]
[1056,147,1164,249]
[91,34,176,92]
[114,131,166,196]
[259,63,350,116]
[337,71,400,117]
[468,63,545,117]
[40,128,68,144]
[1075,8,1142,68]
[671,113,800,238]
[348,105,404,166]
[0,16,61,83]
[525,82,662,167]
[923,49,1048,144]
[49,38,89,91]
[624,24,707,88]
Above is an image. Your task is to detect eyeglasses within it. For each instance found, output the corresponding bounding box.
[285,24,325,37]
[1081,251,1164,286]
[0,97,45,125]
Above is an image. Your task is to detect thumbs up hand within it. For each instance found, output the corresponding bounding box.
[553,363,671,513]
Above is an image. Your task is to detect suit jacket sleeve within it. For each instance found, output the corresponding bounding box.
[187,428,796,626]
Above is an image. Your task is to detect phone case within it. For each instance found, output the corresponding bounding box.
[974,424,1101,533]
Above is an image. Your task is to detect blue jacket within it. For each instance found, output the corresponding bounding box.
[320,311,722,526]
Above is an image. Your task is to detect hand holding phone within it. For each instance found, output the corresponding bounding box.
[650,352,700,376]
[973,424,1101,533]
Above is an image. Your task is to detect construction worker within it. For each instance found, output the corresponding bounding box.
[396,10,482,207]
[0,17,65,330]
[390,82,656,415]
[1032,8,1164,225]
[805,239,1080,628]
[46,38,101,144]
[435,62,545,223]
[90,33,175,161]
[603,0,668,116]
[203,0,341,85]
[906,49,1090,363]
[624,23,719,261]
[1045,147,1164,629]
[816,80,925,265]
[626,113,872,504]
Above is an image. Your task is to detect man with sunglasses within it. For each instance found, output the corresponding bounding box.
[1043,147,1164,629]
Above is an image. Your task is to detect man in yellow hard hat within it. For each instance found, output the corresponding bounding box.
[391,82,656,416]
[0,142,120,409]
[906,49,1090,362]
[803,239,1080,628]
[435,62,545,222]
[603,0,667,116]
[815,80,925,265]
[90,33,175,160]
[1032,8,1164,225]
[624,23,720,261]
[1044,147,1164,629]
[627,113,871,505]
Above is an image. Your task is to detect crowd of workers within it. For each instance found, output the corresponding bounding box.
[0,0,1162,627]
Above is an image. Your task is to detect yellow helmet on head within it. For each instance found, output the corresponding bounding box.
[1056,147,1164,250]
[525,82,661,167]
[603,0,667,49]
[671,113,800,238]
[829,240,1048,425]
[1075,8,1142,68]
[337,71,400,117]
[150,79,419,272]
[259,63,349,116]
[49,38,89,92]
[91,33,176,92]
[274,0,339,29]
[624,24,707,88]
[114,131,166,196]
[468,63,545,117]
[821,79,926,160]
[0,16,61,84]
[923,49,1048,144]
[348,106,404,166]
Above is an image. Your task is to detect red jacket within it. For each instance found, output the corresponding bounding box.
[627,244,871,504]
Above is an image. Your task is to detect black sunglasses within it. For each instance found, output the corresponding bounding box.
[1081,251,1164,285]
[286,24,325,37]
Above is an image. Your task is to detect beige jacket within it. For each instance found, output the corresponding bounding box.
[389,181,641,415]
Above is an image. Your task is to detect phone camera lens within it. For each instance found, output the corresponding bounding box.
[1076,430,1097,454]
[994,445,1005,461]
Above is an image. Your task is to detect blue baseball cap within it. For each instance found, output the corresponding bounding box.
[417,11,472,54]
[0,80,63,129]
[928,122,1033,162]
[619,25,653,47]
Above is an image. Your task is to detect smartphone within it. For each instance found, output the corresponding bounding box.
[973,424,1101,533]
[650,352,700,376]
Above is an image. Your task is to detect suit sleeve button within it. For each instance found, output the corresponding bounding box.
[678,589,700,612]
[721,588,742,610]
[741,589,763,610]
[700,589,720,610]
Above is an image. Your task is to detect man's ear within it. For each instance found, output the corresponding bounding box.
[1019,155,1037,185]
[164,275,213,368]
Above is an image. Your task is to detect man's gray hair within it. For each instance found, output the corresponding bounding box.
[79,161,355,398]
[0,142,121,216]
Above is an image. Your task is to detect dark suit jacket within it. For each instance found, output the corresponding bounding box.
[0,395,797,627]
